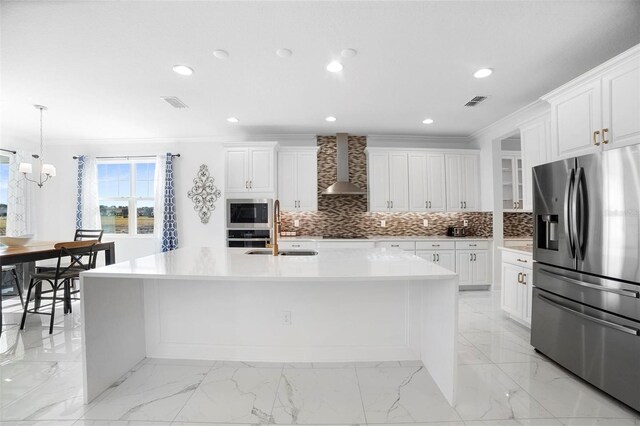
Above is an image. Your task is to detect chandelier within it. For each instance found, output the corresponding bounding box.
[19,105,56,187]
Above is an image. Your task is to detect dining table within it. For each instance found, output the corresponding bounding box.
[0,240,116,333]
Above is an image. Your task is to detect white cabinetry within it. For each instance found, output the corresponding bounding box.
[445,154,480,211]
[520,117,551,211]
[455,241,490,288]
[375,240,415,252]
[415,241,456,272]
[408,153,446,212]
[367,151,409,212]
[544,47,640,159]
[278,147,318,212]
[225,143,277,194]
[500,250,533,326]
[501,153,523,211]
[278,240,318,250]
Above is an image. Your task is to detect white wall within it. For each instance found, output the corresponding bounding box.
[34,139,228,262]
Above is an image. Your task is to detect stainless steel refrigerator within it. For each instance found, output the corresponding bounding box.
[532,144,640,412]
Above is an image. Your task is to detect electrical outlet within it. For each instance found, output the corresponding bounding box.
[463,220,469,227]
[294,219,300,227]
[283,310,292,326]
[380,219,386,227]
[423,219,428,227]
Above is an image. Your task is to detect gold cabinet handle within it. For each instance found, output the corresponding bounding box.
[602,128,609,144]
[593,130,601,146]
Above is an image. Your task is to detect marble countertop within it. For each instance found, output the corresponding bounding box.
[499,245,534,255]
[281,235,492,242]
[83,247,457,282]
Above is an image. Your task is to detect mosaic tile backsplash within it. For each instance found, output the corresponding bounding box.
[503,212,533,238]
[280,135,493,238]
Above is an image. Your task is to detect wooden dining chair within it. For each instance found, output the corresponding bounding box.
[20,240,98,334]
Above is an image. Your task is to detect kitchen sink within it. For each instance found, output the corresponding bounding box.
[245,249,318,256]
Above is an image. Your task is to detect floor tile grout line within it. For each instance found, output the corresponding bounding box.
[165,359,220,424]
[353,364,370,425]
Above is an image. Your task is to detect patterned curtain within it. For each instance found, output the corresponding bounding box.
[161,153,178,251]
[7,150,32,236]
[75,155,101,230]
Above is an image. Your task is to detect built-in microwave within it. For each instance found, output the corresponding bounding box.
[226,198,273,229]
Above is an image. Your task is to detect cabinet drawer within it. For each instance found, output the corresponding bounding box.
[279,241,317,250]
[375,241,416,250]
[317,241,376,249]
[416,241,455,250]
[455,240,490,250]
[502,251,532,267]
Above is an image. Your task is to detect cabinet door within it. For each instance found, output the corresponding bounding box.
[437,250,456,272]
[523,267,533,325]
[502,156,516,211]
[368,152,390,212]
[602,58,640,150]
[226,149,249,192]
[408,153,428,212]
[472,250,490,285]
[248,148,274,192]
[416,250,437,264]
[501,263,522,317]
[456,250,473,285]
[445,155,463,211]
[461,155,480,210]
[521,119,550,211]
[296,151,318,211]
[388,152,408,211]
[278,151,298,211]
[426,154,446,211]
[551,80,602,159]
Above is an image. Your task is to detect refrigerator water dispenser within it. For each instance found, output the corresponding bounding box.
[537,214,558,250]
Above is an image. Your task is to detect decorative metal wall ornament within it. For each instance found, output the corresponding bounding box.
[187,164,222,224]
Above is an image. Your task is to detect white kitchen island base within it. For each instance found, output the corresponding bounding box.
[81,248,458,406]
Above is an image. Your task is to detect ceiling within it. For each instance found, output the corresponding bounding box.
[2,0,640,146]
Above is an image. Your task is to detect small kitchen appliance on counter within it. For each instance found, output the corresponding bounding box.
[447,227,466,237]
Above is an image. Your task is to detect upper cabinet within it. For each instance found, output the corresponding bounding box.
[367,150,409,212]
[277,147,319,212]
[543,46,640,159]
[445,153,480,211]
[408,152,446,212]
[225,143,278,194]
[501,153,523,212]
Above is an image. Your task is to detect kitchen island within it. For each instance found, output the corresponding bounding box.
[80,247,458,405]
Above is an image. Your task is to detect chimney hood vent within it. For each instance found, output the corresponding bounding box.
[322,133,366,195]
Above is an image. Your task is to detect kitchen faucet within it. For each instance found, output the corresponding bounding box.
[266,199,280,256]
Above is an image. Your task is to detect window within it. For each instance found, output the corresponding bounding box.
[97,161,156,235]
[0,155,9,236]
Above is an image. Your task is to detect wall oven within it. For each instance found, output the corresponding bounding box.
[226,198,272,229]
[227,229,272,248]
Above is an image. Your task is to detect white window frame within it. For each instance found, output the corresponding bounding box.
[97,159,156,236]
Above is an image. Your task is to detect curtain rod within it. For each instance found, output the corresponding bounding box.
[0,148,17,154]
[73,154,180,160]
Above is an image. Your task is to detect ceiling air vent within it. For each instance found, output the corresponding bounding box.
[464,96,488,107]
[161,96,188,109]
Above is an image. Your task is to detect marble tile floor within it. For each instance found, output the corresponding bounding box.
[1,291,639,426]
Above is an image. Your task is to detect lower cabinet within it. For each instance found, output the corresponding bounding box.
[500,250,533,326]
[455,240,490,288]
[415,250,456,272]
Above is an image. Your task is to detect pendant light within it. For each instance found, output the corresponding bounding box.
[19,105,56,187]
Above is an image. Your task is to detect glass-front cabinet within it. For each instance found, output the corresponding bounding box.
[502,154,523,211]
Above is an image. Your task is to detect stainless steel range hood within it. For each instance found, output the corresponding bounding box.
[322,133,366,195]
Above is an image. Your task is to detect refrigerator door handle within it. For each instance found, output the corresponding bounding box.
[575,167,587,260]
[538,294,640,336]
[539,268,640,298]
[564,168,576,258]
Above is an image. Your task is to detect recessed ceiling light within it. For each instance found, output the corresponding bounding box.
[325,116,337,122]
[172,65,194,76]
[213,50,229,59]
[422,118,434,124]
[326,61,343,73]
[227,117,239,123]
[473,68,493,79]
[276,48,293,58]
[341,48,357,58]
